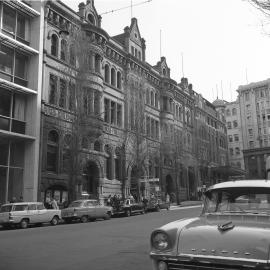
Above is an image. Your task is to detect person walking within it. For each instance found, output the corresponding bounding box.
[50,197,59,209]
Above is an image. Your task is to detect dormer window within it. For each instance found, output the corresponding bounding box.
[163,68,166,76]
[87,13,95,25]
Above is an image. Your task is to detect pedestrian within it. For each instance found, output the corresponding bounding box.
[107,195,111,206]
[19,196,23,202]
[50,197,59,209]
[10,197,17,203]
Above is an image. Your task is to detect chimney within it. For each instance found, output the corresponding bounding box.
[78,2,86,18]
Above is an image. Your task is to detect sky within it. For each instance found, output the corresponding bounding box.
[61,0,270,103]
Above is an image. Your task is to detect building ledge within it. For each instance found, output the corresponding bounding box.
[4,0,40,17]
[0,78,37,94]
[0,32,39,55]
[0,129,35,141]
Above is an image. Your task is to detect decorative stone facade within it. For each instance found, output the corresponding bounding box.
[39,0,228,205]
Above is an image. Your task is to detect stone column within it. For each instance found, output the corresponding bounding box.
[91,53,95,71]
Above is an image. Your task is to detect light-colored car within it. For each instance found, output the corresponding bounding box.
[0,202,61,229]
[150,180,270,270]
[61,199,113,223]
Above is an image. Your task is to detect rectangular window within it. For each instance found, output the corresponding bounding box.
[228,135,233,142]
[110,101,116,125]
[0,45,13,75]
[146,116,150,136]
[234,134,239,141]
[68,83,75,111]
[117,104,122,127]
[3,5,16,35]
[245,92,250,101]
[104,98,110,123]
[59,79,67,108]
[49,75,57,105]
[2,4,29,43]
[249,141,254,148]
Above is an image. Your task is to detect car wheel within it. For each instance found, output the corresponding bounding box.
[104,212,111,220]
[20,219,28,229]
[125,210,131,217]
[50,216,59,226]
[81,215,88,223]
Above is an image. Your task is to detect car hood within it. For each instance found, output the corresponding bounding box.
[177,215,270,262]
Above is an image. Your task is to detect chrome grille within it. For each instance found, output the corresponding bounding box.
[167,261,255,270]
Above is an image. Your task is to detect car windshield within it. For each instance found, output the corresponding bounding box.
[69,201,83,207]
[0,205,12,213]
[203,187,270,215]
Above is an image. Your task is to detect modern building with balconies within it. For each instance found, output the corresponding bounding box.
[0,0,44,204]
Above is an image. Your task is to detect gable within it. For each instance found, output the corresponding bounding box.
[130,18,142,46]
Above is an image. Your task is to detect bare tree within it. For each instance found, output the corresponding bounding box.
[60,25,103,202]
[123,74,150,201]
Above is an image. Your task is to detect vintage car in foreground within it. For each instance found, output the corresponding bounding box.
[150,180,270,270]
[0,202,61,229]
[61,199,113,223]
[112,198,145,217]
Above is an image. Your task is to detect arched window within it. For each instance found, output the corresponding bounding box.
[70,45,75,66]
[111,68,116,86]
[88,13,95,25]
[150,91,154,106]
[60,39,67,61]
[154,93,158,107]
[51,34,58,57]
[117,71,121,89]
[163,68,166,76]
[47,130,59,172]
[94,141,101,151]
[105,64,110,83]
[146,89,150,104]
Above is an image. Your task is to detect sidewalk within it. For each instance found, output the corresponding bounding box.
[170,200,202,209]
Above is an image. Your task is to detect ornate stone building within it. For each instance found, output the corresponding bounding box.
[39,0,228,204]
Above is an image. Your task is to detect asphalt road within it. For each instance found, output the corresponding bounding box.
[0,206,201,270]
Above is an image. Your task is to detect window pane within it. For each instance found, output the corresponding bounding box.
[17,13,26,40]
[8,168,23,203]
[10,141,24,167]
[0,46,13,74]
[0,167,7,204]
[0,139,9,166]
[15,53,27,79]
[0,88,11,117]
[3,5,16,34]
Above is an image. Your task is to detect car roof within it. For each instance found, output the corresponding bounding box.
[207,180,270,191]
[1,202,43,206]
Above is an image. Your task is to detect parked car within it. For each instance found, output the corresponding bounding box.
[61,199,112,223]
[146,198,170,212]
[112,198,145,217]
[150,180,270,270]
[0,202,61,229]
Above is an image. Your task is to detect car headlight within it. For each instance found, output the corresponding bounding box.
[152,231,170,251]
